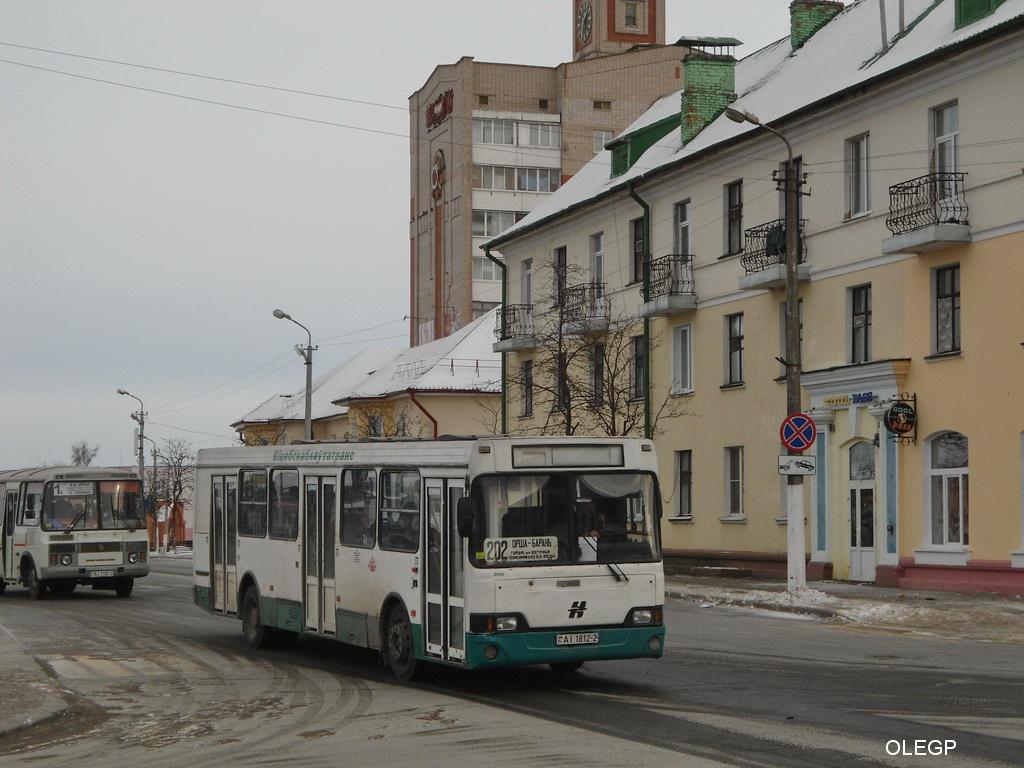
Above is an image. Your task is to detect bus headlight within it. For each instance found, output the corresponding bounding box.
[628,606,662,626]
[128,553,139,564]
[60,554,73,566]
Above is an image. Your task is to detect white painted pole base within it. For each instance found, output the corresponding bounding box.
[787,482,807,593]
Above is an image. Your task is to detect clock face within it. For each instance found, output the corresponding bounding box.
[576,1,593,43]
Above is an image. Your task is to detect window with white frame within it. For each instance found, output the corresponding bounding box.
[935,264,961,355]
[928,431,968,545]
[725,446,744,518]
[726,313,744,385]
[933,102,959,176]
[675,450,692,519]
[472,118,514,145]
[593,130,613,153]
[851,285,871,363]
[473,165,561,193]
[472,210,516,238]
[846,133,870,217]
[675,200,691,254]
[523,122,561,148]
[672,323,693,394]
[473,255,502,281]
[521,259,533,305]
[591,232,604,292]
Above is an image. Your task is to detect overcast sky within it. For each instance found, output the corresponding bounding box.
[1,0,794,469]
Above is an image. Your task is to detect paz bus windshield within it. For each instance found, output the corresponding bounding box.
[41,480,145,532]
[469,472,659,567]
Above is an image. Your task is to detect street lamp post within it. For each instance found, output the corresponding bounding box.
[725,106,806,593]
[273,309,316,441]
[116,389,146,493]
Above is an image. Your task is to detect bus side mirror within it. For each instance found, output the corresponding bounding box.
[456,496,474,537]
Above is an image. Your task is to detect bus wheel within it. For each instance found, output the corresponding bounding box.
[549,661,584,673]
[26,567,46,600]
[114,578,134,598]
[385,604,418,682]
[50,581,76,595]
[0,580,6,596]
[242,586,273,650]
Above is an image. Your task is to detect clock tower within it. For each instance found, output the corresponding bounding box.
[573,0,665,61]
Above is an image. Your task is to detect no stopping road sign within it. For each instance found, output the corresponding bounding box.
[780,413,816,452]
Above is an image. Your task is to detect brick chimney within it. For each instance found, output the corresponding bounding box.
[680,52,737,146]
[790,1,845,50]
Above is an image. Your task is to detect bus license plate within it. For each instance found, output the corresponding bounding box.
[91,570,114,578]
[556,632,599,646]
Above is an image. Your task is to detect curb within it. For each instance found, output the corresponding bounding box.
[666,587,841,619]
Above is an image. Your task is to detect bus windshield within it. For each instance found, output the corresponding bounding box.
[42,480,145,532]
[470,472,659,567]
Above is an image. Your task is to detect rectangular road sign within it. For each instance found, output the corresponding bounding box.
[779,455,816,476]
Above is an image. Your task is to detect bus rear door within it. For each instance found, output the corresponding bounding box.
[2,487,14,584]
[423,478,465,663]
[303,476,337,635]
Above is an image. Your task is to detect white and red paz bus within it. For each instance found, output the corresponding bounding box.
[0,466,149,598]
[192,435,665,680]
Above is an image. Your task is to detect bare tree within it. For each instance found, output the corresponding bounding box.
[483,256,688,438]
[350,402,423,438]
[70,440,100,466]
[152,438,196,551]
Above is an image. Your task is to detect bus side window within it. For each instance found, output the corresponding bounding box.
[379,470,420,552]
[22,485,43,525]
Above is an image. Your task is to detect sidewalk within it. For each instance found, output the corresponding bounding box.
[665,572,1024,643]
[3,573,1023,740]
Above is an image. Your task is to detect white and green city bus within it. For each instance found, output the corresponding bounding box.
[192,436,665,680]
[0,466,149,598]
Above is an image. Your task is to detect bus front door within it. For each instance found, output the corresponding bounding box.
[423,479,465,663]
[211,477,238,614]
[304,477,337,635]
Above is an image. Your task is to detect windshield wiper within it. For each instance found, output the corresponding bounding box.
[580,537,629,581]
[64,511,85,532]
[109,508,139,531]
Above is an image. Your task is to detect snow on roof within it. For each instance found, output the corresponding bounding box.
[335,307,502,402]
[232,346,401,427]
[489,0,1024,243]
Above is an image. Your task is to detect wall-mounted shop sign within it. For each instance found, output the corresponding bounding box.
[883,400,917,443]
[823,391,874,408]
[426,89,455,129]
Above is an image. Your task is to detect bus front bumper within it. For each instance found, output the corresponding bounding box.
[464,625,664,669]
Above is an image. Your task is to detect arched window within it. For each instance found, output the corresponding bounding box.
[928,432,968,545]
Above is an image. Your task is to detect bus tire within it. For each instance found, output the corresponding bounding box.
[114,578,134,598]
[384,603,418,682]
[0,580,6,596]
[26,566,46,600]
[242,586,274,650]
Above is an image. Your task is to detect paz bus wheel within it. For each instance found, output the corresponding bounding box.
[385,604,418,682]
[242,586,273,649]
[114,578,134,597]
[26,567,46,600]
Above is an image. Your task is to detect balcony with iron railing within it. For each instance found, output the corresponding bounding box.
[738,218,809,290]
[561,282,609,334]
[882,172,971,254]
[639,254,697,317]
[492,303,537,352]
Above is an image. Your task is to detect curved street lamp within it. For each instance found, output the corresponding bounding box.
[116,388,146,490]
[726,105,806,593]
[273,309,316,441]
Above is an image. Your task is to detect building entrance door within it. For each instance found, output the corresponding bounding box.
[848,441,876,582]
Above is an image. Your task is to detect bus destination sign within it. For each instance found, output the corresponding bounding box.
[483,536,559,563]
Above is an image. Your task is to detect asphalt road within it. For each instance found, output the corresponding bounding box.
[0,559,1020,767]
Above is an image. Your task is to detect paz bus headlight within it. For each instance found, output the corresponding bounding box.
[128,553,139,564]
[60,554,73,566]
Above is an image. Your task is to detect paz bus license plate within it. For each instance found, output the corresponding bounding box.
[556,632,599,646]
[90,570,114,578]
